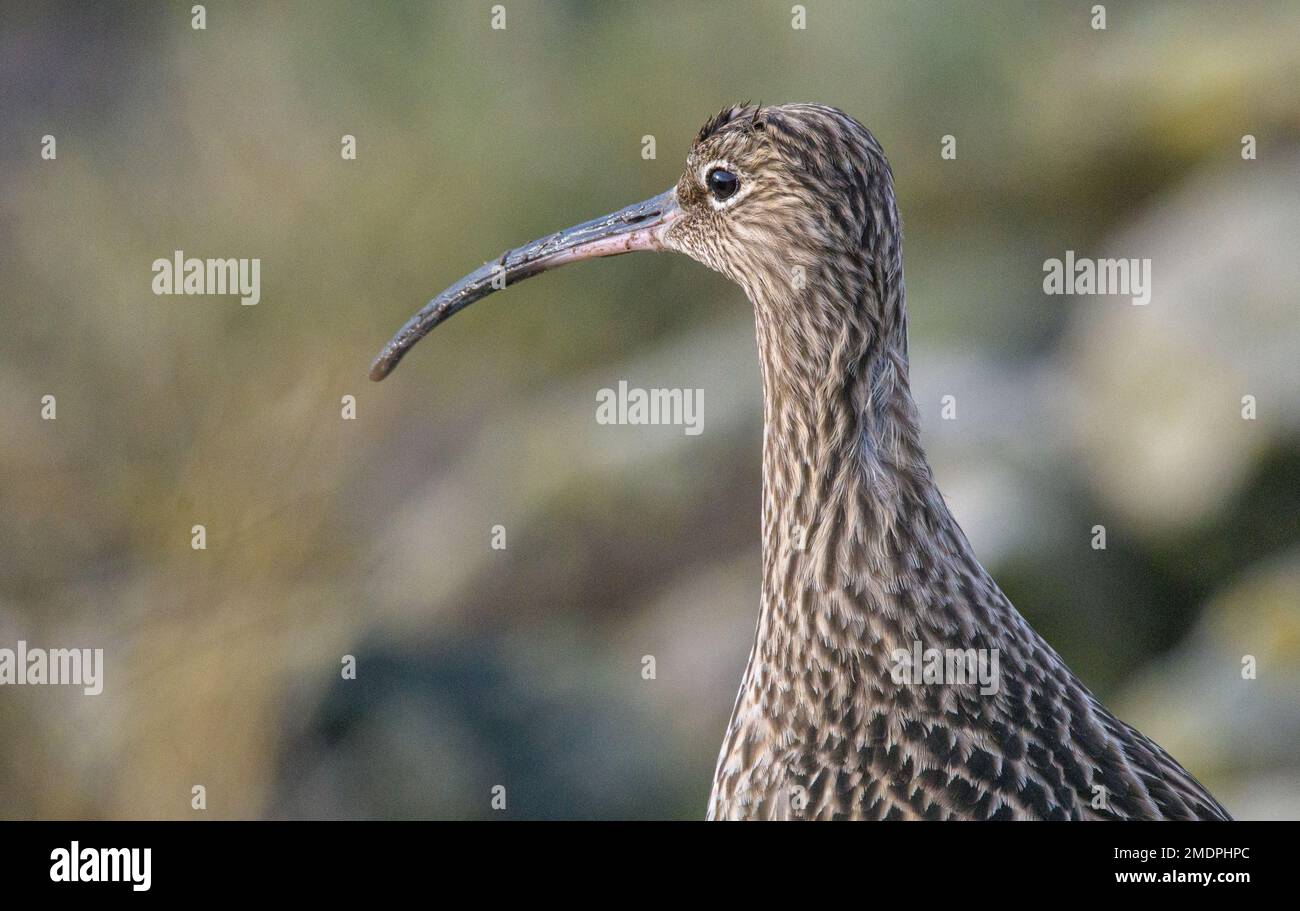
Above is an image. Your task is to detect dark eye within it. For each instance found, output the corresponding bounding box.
[707,168,739,201]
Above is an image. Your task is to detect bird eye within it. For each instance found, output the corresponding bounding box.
[707,168,739,201]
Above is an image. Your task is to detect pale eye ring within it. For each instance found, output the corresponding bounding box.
[707,167,740,201]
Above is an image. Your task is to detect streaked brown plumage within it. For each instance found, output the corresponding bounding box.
[371,103,1230,821]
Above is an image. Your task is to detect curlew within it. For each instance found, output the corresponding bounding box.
[371,104,1230,821]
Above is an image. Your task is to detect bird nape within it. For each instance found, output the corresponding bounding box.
[370,103,1230,821]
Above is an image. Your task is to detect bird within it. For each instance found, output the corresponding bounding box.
[370,103,1231,821]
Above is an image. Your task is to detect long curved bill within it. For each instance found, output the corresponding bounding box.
[370,188,681,381]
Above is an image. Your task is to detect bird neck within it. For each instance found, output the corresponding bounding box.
[748,282,982,678]
[714,241,1007,810]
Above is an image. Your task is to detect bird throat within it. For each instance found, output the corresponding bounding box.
[751,288,945,595]
[739,281,983,739]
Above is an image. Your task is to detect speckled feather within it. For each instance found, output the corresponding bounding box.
[671,104,1230,821]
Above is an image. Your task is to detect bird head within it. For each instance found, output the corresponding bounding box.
[370,103,902,382]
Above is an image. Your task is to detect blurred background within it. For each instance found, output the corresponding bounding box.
[1,1,1297,820]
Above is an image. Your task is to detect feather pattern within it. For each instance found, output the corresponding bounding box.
[666,105,1230,821]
